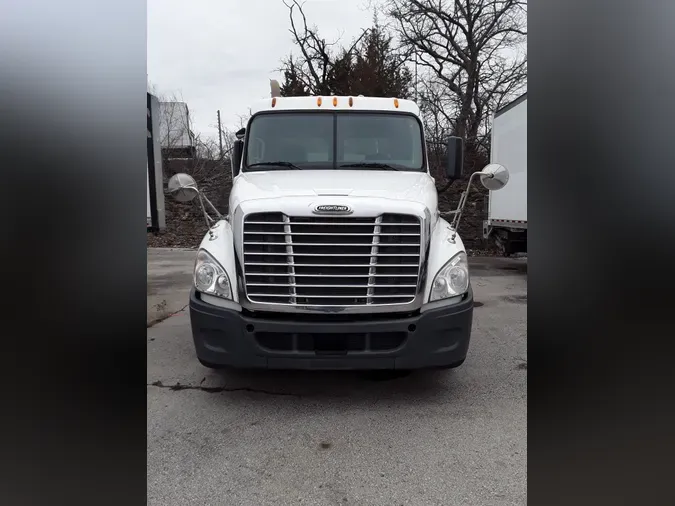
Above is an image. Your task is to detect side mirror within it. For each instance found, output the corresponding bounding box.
[167,173,199,202]
[232,139,244,178]
[479,163,509,191]
[445,136,464,180]
[449,162,510,238]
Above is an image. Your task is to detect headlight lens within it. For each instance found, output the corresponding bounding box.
[194,249,232,299]
[429,251,469,301]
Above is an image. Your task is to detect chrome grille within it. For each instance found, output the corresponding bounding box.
[242,212,422,306]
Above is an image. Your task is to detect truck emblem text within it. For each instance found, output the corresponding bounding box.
[313,204,353,214]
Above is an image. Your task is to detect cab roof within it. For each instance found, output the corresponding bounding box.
[249,95,421,117]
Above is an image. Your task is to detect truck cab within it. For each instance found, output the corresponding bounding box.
[168,95,508,370]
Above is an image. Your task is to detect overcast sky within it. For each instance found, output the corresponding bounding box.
[148,0,375,141]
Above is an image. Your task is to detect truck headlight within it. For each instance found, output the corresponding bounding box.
[194,249,232,299]
[429,252,469,302]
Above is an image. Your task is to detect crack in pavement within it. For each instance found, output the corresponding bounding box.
[148,380,304,397]
[147,304,189,328]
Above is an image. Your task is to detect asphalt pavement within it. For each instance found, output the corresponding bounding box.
[147,249,527,505]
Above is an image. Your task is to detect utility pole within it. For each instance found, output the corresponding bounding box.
[217,110,223,160]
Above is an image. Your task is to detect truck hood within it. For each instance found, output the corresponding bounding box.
[231,169,438,210]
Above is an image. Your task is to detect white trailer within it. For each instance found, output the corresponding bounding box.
[159,101,196,159]
[483,93,527,256]
[147,93,166,231]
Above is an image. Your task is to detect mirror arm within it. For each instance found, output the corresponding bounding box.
[196,193,212,231]
[448,172,494,242]
[196,192,224,239]
[201,193,223,220]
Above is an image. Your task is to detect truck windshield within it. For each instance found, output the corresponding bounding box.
[243,112,425,171]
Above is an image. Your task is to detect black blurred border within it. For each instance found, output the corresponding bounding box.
[1,1,147,505]
[530,0,675,504]
[2,0,675,504]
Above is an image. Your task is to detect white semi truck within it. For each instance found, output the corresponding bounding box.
[168,94,509,370]
[483,93,527,256]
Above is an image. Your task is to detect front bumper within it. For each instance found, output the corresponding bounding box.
[188,288,474,370]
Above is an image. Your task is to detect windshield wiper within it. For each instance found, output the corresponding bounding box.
[247,161,303,170]
[338,162,401,171]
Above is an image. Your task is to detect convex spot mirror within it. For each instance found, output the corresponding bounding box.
[167,173,199,202]
[479,164,509,191]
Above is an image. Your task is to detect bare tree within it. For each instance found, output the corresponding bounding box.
[278,2,413,98]
[194,136,220,160]
[418,79,454,181]
[386,0,527,151]
[213,126,237,159]
[235,110,251,130]
[279,0,368,96]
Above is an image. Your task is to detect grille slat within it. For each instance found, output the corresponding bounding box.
[247,294,415,299]
[246,221,419,227]
[282,215,297,304]
[244,272,418,277]
[244,252,419,257]
[367,216,382,304]
[243,212,422,307]
[244,263,420,268]
[244,231,419,236]
[245,242,420,247]
[247,283,418,288]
